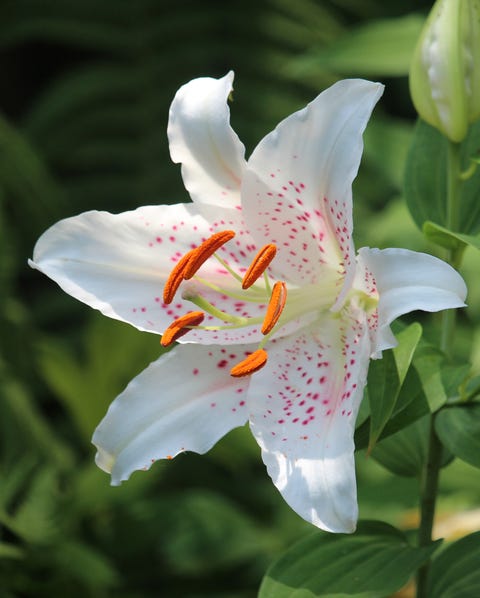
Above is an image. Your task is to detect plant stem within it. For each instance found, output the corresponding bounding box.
[415,140,462,598]
[416,415,443,597]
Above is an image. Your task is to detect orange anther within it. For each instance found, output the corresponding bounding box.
[183,230,235,279]
[230,349,268,377]
[261,281,287,335]
[241,244,277,289]
[160,311,205,347]
[163,249,197,304]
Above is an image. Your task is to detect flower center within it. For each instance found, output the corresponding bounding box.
[160,230,347,377]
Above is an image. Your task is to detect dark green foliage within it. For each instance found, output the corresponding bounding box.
[259,520,440,597]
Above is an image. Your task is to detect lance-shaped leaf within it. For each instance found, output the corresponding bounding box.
[405,119,480,233]
[259,520,440,598]
[428,532,480,597]
[435,403,480,469]
[367,323,422,452]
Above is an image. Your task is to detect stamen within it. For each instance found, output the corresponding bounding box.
[163,249,197,304]
[261,281,287,335]
[160,311,205,346]
[230,349,268,377]
[241,244,277,289]
[183,230,235,280]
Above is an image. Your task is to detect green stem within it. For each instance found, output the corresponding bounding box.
[416,415,443,597]
[416,140,462,598]
[445,141,462,235]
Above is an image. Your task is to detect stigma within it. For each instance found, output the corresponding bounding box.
[161,231,288,377]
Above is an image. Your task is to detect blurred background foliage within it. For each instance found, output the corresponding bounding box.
[1,0,479,596]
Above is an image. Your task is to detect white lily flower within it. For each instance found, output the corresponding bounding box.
[30,73,467,533]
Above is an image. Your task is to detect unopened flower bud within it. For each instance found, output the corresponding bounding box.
[409,0,480,142]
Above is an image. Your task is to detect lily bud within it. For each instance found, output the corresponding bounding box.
[409,0,480,142]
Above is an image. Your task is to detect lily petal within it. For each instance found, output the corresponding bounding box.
[358,247,467,353]
[247,310,371,533]
[29,204,268,344]
[168,71,246,208]
[93,343,252,484]
[242,79,384,286]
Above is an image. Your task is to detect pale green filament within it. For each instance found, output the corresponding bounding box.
[212,253,244,284]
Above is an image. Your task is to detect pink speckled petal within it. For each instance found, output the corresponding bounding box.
[168,71,246,208]
[358,247,467,355]
[242,79,384,286]
[30,204,265,344]
[247,308,371,533]
[93,343,252,484]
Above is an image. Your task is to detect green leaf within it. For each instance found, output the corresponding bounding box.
[259,521,440,598]
[9,468,60,544]
[363,119,413,190]
[405,119,480,233]
[405,120,448,231]
[355,370,431,450]
[371,415,451,477]
[371,416,429,477]
[435,404,480,469]
[367,323,422,451]
[161,490,273,575]
[0,367,74,469]
[287,14,425,77]
[413,347,447,412]
[52,541,119,591]
[367,352,400,452]
[0,542,24,560]
[393,323,423,385]
[441,364,471,399]
[356,334,446,451]
[428,532,480,597]
[423,220,480,252]
[37,314,162,442]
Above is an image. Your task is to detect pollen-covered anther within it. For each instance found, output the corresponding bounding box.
[160,311,205,347]
[261,281,287,335]
[163,249,197,304]
[183,230,236,279]
[230,349,268,377]
[241,243,277,289]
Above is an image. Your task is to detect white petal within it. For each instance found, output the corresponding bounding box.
[242,79,384,285]
[168,71,246,208]
[358,247,467,353]
[247,310,372,533]
[93,344,252,484]
[30,204,268,344]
